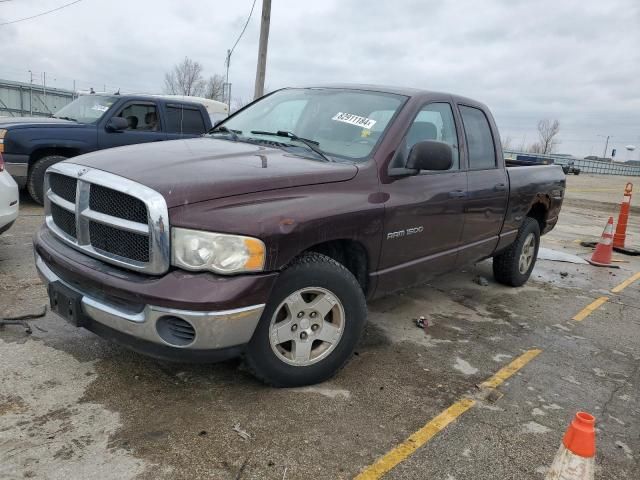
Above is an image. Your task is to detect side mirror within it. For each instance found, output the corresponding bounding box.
[406,140,453,171]
[106,116,129,132]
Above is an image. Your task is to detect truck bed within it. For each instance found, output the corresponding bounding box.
[503,164,566,235]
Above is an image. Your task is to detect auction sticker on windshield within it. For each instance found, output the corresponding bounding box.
[332,112,377,129]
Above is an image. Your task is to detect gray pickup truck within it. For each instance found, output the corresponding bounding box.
[34,85,565,387]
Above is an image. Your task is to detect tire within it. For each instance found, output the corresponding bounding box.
[493,217,541,287]
[27,155,68,205]
[245,252,367,387]
[574,170,580,175]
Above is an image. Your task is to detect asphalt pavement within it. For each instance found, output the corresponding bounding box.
[1,175,639,480]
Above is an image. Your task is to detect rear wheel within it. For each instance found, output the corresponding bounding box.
[245,252,367,387]
[27,155,68,205]
[493,217,540,287]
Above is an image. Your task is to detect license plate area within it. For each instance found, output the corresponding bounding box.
[48,281,84,327]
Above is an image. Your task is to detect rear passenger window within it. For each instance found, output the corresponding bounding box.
[459,105,497,170]
[166,106,207,134]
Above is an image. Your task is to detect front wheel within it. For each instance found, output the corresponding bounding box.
[493,217,541,287]
[27,155,68,204]
[245,253,367,387]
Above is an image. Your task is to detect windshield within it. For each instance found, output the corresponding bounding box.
[217,88,405,161]
[53,95,117,123]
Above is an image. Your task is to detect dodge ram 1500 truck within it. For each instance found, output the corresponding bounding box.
[34,85,565,387]
[1,94,214,204]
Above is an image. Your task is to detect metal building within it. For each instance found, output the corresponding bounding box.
[0,78,75,117]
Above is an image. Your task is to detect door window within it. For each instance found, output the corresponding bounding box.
[117,103,160,131]
[459,105,497,170]
[405,103,460,170]
[166,106,207,134]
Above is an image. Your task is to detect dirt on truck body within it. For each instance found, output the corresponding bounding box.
[33,85,565,387]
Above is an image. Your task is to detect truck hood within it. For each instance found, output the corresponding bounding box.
[66,137,358,208]
[0,116,78,129]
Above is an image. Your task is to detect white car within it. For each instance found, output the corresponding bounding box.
[0,155,19,234]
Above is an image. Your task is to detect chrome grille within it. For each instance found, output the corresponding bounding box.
[89,221,150,262]
[49,173,77,203]
[50,202,77,238]
[44,163,170,275]
[89,184,148,223]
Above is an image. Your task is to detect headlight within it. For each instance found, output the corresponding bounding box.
[171,227,265,274]
[0,129,6,154]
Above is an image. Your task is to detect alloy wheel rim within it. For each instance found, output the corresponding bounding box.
[268,287,345,366]
[519,233,536,274]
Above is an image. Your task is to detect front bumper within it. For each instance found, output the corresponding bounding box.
[3,154,29,188]
[0,170,19,233]
[34,226,279,360]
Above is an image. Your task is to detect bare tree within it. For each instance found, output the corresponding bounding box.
[164,57,205,96]
[501,136,513,150]
[204,74,225,102]
[535,119,560,154]
[527,142,543,153]
[232,97,249,112]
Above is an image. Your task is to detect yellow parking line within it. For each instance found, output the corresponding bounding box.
[355,349,542,479]
[480,349,542,390]
[572,296,609,321]
[354,399,475,480]
[612,272,640,294]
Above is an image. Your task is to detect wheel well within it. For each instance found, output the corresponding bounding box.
[305,240,369,294]
[30,147,79,168]
[527,202,547,232]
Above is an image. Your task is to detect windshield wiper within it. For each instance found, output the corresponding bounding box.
[250,130,330,162]
[55,116,77,122]
[208,125,240,141]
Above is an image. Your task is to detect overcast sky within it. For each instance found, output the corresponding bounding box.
[1,0,638,159]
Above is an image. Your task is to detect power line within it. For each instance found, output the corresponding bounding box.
[224,0,258,109]
[227,0,258,59]
[0,0,83,26]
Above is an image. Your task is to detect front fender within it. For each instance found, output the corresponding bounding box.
[168,182,385,273]
[7,126,96,159]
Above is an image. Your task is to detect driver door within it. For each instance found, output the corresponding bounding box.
[376,102,467,292]
[98,101,167,149]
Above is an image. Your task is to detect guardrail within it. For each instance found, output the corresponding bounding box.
[504,150,640,176]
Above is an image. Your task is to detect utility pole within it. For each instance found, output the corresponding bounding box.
[253,0,271,100]
[598,134,612,159]
[225,48,232,111]
[28,70,33,115]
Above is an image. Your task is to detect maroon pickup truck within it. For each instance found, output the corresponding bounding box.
[34,85,565,387]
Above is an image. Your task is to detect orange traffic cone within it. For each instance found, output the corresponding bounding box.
[588,217,614,267]
[545,412,595,480]
[613,183,633,249]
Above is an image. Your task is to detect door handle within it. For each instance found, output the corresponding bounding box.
[494,183,506,191]
[448,190,467,198]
